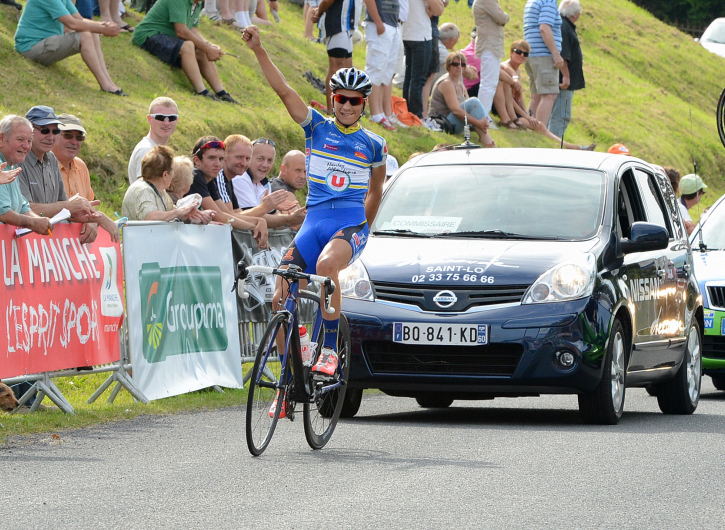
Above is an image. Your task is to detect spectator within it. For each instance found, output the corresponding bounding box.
[402,0,444,126]
[432,22,459,84]
[214,134,252,212]
[188,135,269,247]
[19,106,104,241]
[52,113,120,242]
[492,41,595,150]
[472,0,508,119]
[363,0,401,131]
[128,97,179,184]
[270,149,308,230]
[99,0,134,32]
[428,51,495,147]
[304,0,321,40]
[14,0,126,95]
[460,28,481,97]
[167,155,195,204]
[0,116,51,235]
[420,2,448,123]
[311,0,361,114]
[232,138,306,228]
[548,0,584,140]
[523,0,563,127]
[679,173,707,235]
[122,145,213,223]
[132,0,239,102]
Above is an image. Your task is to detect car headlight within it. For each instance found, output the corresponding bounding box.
[522,254,596,304]
[338,259,374,301]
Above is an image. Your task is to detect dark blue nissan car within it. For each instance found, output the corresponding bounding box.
[338,148,703,424]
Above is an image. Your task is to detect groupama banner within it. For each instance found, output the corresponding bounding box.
[0,223,124,379]
[122,223,243,401]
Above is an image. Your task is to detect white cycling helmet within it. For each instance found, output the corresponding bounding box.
[329,67,373,97]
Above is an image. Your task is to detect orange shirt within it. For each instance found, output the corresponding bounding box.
[58,156,94,201]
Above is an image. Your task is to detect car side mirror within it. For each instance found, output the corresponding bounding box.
[620,222,669,254]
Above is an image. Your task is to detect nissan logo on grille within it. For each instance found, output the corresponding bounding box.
[433,290,457,308]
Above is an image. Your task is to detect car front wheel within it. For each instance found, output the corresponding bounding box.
[578,319,627,425]
[657,321,702,415]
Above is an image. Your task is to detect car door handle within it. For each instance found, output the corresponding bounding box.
[657,269,666,278]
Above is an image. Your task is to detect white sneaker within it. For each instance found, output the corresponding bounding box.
[422,117,442,132]
[388,114,408,129]
[487,114,499,130]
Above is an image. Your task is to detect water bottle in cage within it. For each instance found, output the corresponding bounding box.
[300,326,313,365]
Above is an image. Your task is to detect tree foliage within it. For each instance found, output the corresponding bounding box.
[631,0,725,27]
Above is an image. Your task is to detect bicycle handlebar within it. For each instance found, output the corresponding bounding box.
[233,262,337,314]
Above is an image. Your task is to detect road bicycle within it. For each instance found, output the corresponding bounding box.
[718,87,725,148]
[234,261,350,456]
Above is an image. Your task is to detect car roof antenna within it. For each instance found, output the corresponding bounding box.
[463,114,472,145]
[689,107,707,251]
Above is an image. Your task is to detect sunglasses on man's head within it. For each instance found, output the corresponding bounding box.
[33,125,60,135]
[332,94,366,106]
[61,132,85,142]
[194,140,226,156]
[450,61,466,67]
[149,113,179,122]
[513,48,529,57]
[253,138,277,148]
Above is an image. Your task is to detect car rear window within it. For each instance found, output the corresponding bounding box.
[374,165,606,240]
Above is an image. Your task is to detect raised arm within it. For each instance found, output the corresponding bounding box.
[243,26,309,124]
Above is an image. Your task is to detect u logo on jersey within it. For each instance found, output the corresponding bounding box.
[326,170,350,192]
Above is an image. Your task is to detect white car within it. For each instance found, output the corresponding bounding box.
[698,18,725,59]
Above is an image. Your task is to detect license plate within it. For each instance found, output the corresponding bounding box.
[393,323,488,346]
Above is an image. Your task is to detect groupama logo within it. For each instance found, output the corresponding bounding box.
[140,263,228,363]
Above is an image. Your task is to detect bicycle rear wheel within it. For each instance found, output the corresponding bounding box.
[246,313,289,456]
[718,87,725,149]
[303,314,351,450]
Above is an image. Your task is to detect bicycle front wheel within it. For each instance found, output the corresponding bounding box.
[246,313,289,456]
[303,314,351,450]
[718,87,725,149]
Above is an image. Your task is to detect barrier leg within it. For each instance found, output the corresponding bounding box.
[107,381,123,403]
[87,373,116,403]
[35,374,74,414]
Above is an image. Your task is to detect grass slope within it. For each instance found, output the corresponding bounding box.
[1,0,724,216]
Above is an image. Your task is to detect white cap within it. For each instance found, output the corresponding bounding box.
[386,155,399,177]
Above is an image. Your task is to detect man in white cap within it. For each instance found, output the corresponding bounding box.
[53,113,120,242]
[678,173,707,235]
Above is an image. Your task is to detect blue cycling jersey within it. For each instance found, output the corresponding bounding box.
[300,108,387,208]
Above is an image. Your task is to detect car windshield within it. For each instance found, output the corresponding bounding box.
[700,199,725,249]
[702,19,725,44]
[373,164,606,240]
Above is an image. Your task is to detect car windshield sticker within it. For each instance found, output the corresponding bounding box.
[380,216,462,234]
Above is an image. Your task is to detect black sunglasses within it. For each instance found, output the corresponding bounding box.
[33,125,60,135]
[332,94,366,106]
[513,48,529,57]
[253,138,277,148]
[61,131,86,142]
[450,61,466,67]
[149,113,179,122]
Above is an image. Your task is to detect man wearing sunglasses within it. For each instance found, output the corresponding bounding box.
[53,114,120,243]
[128,97,179,184]
[244,26,387,378]
[18,106,102,240]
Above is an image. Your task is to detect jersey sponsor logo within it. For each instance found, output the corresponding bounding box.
[354,151,367,160]
[384,143,388,154]
[334,230,344,237]
[305,148,310,156]
[353,233,360,245]
[326,170,351,192]
[283,247,295,261]
[324,144,339,151]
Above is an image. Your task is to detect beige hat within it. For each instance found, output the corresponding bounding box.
[57,113,87,135]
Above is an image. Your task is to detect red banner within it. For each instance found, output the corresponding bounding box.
[0,223,124,379]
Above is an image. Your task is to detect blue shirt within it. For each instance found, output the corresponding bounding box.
[523,0,561,58]
[301,108,387,208]
[15,0,77,53]
[0,154,31,217]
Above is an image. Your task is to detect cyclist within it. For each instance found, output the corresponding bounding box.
[243,25,387,380]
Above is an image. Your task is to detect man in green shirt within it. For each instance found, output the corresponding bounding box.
[132,0,238,102]
[14,0,126,95]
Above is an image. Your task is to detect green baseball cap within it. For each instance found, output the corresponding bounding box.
[680,174,707,195]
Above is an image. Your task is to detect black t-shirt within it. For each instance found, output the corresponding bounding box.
[187,168,211,199]
[269,177,295,194]
[559,16,585,91]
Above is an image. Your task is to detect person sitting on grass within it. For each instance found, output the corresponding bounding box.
[492,39,595,151]
[132,0,239,102]
[14,0,127,96]
[428,51,495,147]
[122,145,215,223]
